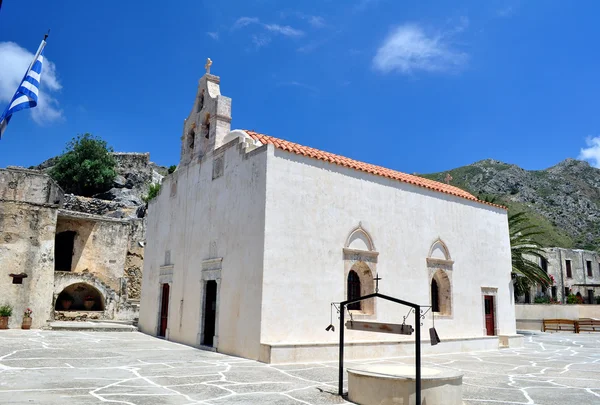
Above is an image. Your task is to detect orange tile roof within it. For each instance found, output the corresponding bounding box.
[246,130,505,209]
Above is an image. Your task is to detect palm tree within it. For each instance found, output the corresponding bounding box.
[478,195,552,292]
[508,211,552,290]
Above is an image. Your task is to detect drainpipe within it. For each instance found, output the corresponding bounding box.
[558,249,565,304]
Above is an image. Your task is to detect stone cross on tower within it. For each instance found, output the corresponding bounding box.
[179,58,232,166]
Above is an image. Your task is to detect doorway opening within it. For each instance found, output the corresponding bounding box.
[484,295,495,336]
[202,280,217,346]
[55,231,76,271]
[159,284,170,338]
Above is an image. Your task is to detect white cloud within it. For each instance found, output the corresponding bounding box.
[207,32,219,40]
[579,136,600,168]
[232,17,304,49]
[0,42,63,125]
[372,23,468,74]
[252,34,271,49]
[277,81,318,93]
[308,16,326,28]
[233,17,260,30]
[264,24,304,37]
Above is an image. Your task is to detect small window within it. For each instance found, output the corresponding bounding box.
[347,270,361,310]
[540,257,548,272]
[587,261,592,277]
[566,260,572,278]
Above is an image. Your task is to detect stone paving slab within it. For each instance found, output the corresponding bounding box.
[1,330,600,404]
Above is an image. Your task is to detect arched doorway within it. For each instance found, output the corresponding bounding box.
[55,283,105,311]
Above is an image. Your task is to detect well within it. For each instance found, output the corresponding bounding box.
[347,364,463,405]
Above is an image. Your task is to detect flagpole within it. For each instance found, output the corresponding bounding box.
[26,31,49,73]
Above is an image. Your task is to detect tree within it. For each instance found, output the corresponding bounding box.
[168,165,177,174]
[49,134,117,197]
[509,211,552,292]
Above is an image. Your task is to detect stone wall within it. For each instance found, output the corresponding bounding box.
[0,200,58,328]
[55,212,130,293]
[516,304,600,330]
[0,167,63,205]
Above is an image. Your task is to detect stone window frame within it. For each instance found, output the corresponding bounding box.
[198,257,222,349]
[426,238,454,319]
[212,154,224,180]
[343,223,378,320]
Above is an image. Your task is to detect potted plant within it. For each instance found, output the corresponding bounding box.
[22,308,32,330]
[60,294,73,310]
[83,295,95,310]
[0,304,13,329]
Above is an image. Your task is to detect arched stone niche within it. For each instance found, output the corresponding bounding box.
[343,223,378,318]
[427,238,454,318]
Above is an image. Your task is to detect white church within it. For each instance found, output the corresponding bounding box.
[138,64,521,363]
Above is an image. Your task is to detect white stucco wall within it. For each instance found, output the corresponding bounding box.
[139,139,267,360]
[260,148,515,349]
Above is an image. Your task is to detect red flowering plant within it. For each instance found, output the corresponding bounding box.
[549,274,556,285]
[23,308,32,318]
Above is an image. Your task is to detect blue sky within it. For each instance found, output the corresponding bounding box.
[1,0,600,173]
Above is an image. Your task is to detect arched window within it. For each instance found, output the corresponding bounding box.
[431,279,440,312]
[347,270,361,310]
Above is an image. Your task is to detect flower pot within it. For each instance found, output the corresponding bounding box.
[83,300,95,310]
[61,300,73,310]
[22,316,32,330]
[0,316,9,329]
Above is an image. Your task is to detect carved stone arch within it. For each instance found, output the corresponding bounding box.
[345,222,376,252]
[431,269,452,316]
[428,238,451,261]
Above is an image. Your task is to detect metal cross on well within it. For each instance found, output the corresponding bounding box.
[374,273,382,293]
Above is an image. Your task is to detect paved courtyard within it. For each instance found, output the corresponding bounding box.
[0,331,599,404]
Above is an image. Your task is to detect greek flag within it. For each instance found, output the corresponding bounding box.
[0,38,47,139]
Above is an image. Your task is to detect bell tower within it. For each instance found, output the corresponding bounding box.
[180,58,232,165]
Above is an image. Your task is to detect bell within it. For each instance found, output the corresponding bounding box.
[325,324,335,332]
[429,327,441,346]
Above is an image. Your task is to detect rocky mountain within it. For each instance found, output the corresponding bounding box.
[420,158,600,251]
[33,152,168,219]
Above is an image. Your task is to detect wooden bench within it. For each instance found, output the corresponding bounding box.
[542,319,577,333]
[576,319,600,333]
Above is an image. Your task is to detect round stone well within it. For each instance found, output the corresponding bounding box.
[347,364,463,405]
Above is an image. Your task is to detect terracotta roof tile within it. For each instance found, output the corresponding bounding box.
[246,130,505,210]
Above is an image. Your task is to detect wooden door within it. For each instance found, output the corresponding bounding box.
[484,295,495,336]
[159,283,170,337]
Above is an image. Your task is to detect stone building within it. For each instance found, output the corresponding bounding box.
[138,66,521,363]
[0,156,154,328]
[520,248,600,304]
